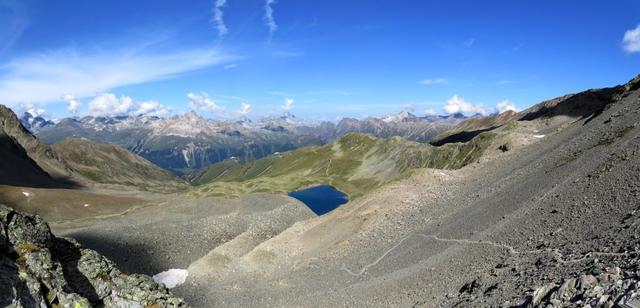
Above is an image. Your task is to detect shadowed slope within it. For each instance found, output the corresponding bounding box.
[52,139,186,191]
[0,105,75,184]
[0,135,58,187]
[430,110,518,146]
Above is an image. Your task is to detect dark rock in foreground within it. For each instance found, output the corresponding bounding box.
[0,204,186,307]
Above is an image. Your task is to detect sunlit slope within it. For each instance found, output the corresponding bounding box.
[189,132,495,198]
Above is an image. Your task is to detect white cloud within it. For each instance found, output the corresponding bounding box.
[188,92,224,113]
[238,102,251,115]
[19,103,46,117]
[62,94,81,114]
[212,0,228,39]
[443,95,486,115]
[423,108,436,116]
[87,93,170,117]
[400,103,415,112]
[282,98,294,111]
[495,80,515,86]
[419,78,447,85]
[0,44,234,106]
[623,24,640,53]
[88,93,134,116]
[264,0,278,36]
[135,100,171,116]
[495,100,518,114]
[223,63,237,70]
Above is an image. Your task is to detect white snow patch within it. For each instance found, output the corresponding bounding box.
[533,134,546,138]
[181,149,191,166]
[152,269,188,288]
[83,204,90,207]
[22,192,30,197]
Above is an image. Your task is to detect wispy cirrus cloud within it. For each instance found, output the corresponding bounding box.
[264,0,278,37]
[0,0,30,53]
[0,43,235,106]
[212,0,228,39]
[419,78,447,85]
[495,79,515,86]
[463,38,476,47]
[273,51,303,57]
[223,63,237,70]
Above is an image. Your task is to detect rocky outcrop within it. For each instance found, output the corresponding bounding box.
[0,204,186,307]
[522,265,640,307]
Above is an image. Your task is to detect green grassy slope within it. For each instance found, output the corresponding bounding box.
[52,139,186,191]
[189,132,495,199]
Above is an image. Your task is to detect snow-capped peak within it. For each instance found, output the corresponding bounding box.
[381,111,417,123]
[20,112,55,133]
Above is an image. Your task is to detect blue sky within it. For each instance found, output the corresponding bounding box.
[1,0,639,120]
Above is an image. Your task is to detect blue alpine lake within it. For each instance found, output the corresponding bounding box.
[288,185,349,215]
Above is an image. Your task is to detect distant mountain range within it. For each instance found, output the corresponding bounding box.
[19,111,55,132]
[33,112,324,175]
[0,104,185,190]
[28,110,469,174]
[298,111,474,142]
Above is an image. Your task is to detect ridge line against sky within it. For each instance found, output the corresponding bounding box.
[0,0,638,120]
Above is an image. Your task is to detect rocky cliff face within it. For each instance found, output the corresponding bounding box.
[0,105,73,183]
[19,112,55,133]
[0,205,186,307]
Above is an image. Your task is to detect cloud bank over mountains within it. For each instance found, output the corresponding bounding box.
[88,93,171,117]
[443,95,518,116]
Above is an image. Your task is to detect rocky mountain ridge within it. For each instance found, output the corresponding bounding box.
[32,109,468,175]
[0,105,185,190]
[19,112,55,133]
[35,112,325,175]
